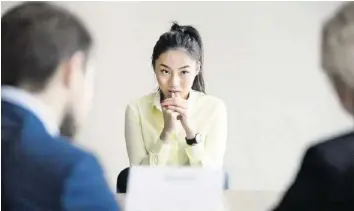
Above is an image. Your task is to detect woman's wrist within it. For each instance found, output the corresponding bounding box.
[183,122,196,139]
[160,128,173,142]
[185,129,196,139]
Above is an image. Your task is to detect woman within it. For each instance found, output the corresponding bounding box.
[124,22,227,168]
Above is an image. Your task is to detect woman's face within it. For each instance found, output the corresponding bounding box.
[154,49,200,99]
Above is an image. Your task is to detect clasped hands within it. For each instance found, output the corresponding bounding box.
[160,92,196,140]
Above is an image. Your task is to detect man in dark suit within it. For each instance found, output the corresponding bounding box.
[1,2,119,210]
[274,2,354,211]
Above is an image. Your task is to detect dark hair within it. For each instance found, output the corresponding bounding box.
[1,2,93,92]
[152,22,205,93]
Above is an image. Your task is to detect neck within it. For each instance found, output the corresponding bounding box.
[26,87,66,129]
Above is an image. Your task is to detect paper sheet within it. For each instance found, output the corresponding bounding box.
[125,166,224,211]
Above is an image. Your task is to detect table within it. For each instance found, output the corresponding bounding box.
[117,190,281,211]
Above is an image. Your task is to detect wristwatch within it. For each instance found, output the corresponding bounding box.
[186,133,202,146]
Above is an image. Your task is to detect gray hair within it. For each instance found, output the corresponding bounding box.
[322,2,354,88]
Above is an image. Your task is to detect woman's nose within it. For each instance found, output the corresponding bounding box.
[169,75,180,87]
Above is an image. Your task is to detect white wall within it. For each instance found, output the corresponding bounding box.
[2,1,353,193]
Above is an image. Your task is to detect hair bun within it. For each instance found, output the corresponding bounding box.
[170,21,183,32]
[169,21,203,50]
[170,21,194,37]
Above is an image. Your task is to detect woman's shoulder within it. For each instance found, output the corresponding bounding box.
[193,90,226,111]
[126,91,158,110]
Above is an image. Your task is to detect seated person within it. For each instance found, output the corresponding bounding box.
[1,2,119,210]
[124,22,228,168]
[273,2,354,211]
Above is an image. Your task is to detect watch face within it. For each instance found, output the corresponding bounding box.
[195,133,202,143]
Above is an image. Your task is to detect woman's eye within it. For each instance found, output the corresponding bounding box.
[181,71,189,75]
[161,69,169,74]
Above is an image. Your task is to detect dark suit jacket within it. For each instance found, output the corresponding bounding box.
[274,131,354,211]
[1,100,119,211]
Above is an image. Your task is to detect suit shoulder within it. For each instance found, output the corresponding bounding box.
[314,131,354,152]
[309,131,354,169]
[33,135,97,174]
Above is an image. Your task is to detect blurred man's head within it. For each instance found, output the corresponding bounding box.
[322,2,354,116]
[2,2,95,138]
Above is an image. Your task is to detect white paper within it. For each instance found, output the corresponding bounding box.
[125,166,224,211]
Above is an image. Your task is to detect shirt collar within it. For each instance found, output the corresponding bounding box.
[1,86,60,136]
[152,90,198,111]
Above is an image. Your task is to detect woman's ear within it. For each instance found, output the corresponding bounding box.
[196,61,201,75]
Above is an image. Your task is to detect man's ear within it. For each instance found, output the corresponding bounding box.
[62,51,85,88]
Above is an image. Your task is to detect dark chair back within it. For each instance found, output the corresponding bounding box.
[116,167,130,193]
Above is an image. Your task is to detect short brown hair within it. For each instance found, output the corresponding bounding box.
[1,2,93,92]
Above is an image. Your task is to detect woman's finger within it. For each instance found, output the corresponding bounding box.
[162,99,188,109]
[163,102,187,109]
[166,105,186,117]
[174,92,181,98]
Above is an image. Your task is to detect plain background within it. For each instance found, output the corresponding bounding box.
[2,1,353,197]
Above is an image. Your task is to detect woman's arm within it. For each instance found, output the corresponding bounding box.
[125,103,172,166]
[184,101,228,168]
